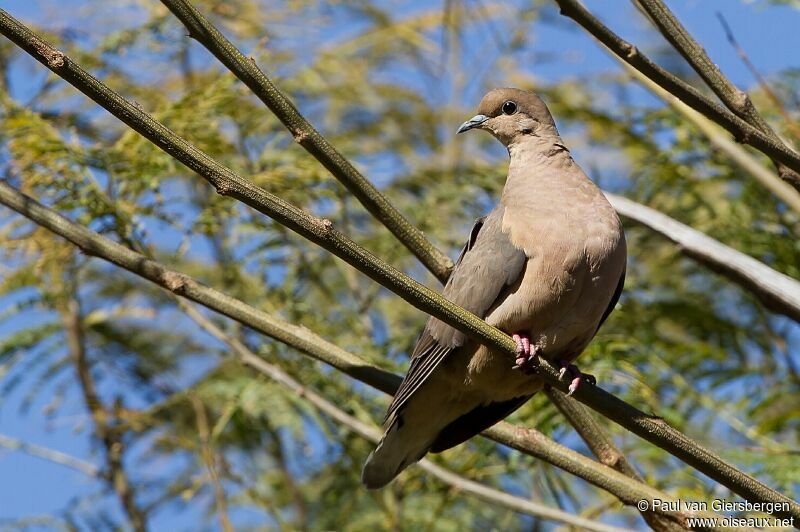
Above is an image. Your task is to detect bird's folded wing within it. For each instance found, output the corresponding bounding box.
[384,207,527,422]
[597,267,625,333]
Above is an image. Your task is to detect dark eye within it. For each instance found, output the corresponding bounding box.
[502,101,517,115]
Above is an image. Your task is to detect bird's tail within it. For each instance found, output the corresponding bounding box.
[361,418,431,489]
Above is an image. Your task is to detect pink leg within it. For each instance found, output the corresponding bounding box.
[511,332,540,375]
[557,361,597,396]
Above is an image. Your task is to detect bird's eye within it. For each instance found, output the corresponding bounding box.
[502,101,517,115]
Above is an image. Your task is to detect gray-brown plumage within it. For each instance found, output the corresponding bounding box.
[362,88,627,489]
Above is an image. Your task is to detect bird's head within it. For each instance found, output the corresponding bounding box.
[456,88,557,146]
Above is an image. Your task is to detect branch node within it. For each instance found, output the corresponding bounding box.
[33,38,64,68]
[732,89,750,113]
[598,449,621,469]
[162,271,189,294]
[622,42,639,60]
[292,129,309,144]
[736,128,753,144]
[78,245,97,258]
[214,182,231,196]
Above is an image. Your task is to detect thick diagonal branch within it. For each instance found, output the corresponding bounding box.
[159,0,453,283]
[1,13,797,520]
[0,182,731,528]
[554,0,800,190]
[157,2,675,518]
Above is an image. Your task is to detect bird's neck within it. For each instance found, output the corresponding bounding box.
[501,134,593,212]
[506,133,570,165]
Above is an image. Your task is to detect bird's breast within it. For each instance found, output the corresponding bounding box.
[488,196,625,355]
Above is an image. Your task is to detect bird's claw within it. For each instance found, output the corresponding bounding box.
[511,332,539,375]
[557,361,596,396]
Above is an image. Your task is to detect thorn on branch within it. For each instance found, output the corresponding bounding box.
[736,129,753,145]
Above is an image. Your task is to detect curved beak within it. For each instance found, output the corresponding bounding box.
[456,114,488,134]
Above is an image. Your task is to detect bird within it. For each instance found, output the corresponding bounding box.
[361,88,627,489]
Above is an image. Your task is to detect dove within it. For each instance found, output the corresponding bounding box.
[362,88,627,489]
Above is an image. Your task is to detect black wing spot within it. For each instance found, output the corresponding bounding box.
[596,268,626,333]
[467,217,485,251]
[454,216,486,268]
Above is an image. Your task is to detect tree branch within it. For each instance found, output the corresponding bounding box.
[157,6,720,526]
[715,12,800,141]
[633,0,800,188]
[544,389,685,531]
[615,58,800,214]
[189,395,233,532]
[553,0,800,190]
[0,13,797,519]
[0,432,100,477]
[159,0,453,283]
[154,7,793,529]
[156,6,655,508]
[0,182,763,527]
[607,193,800,323]
[61,297,148,532]
[180,302,628,532]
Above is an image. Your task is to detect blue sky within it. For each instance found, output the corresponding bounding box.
[0,0,798,529]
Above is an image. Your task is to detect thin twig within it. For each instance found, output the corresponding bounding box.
[158,0,454,284]
[553,0,800,190]
[715,12,800,140]
[633,0,800,187]
[180,302,628,532]
[0,182,766,527]
[608,193,800,323]
[61,296,148,532]
[0,14,797,519]
[615,58,800,214]
[189,396,233,532]
[0,432,100,477]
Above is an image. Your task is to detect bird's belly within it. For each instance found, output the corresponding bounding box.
[484,235,624,358]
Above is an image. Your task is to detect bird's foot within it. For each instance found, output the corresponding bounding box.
[511,332,540,375]
[557,361,596,396]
